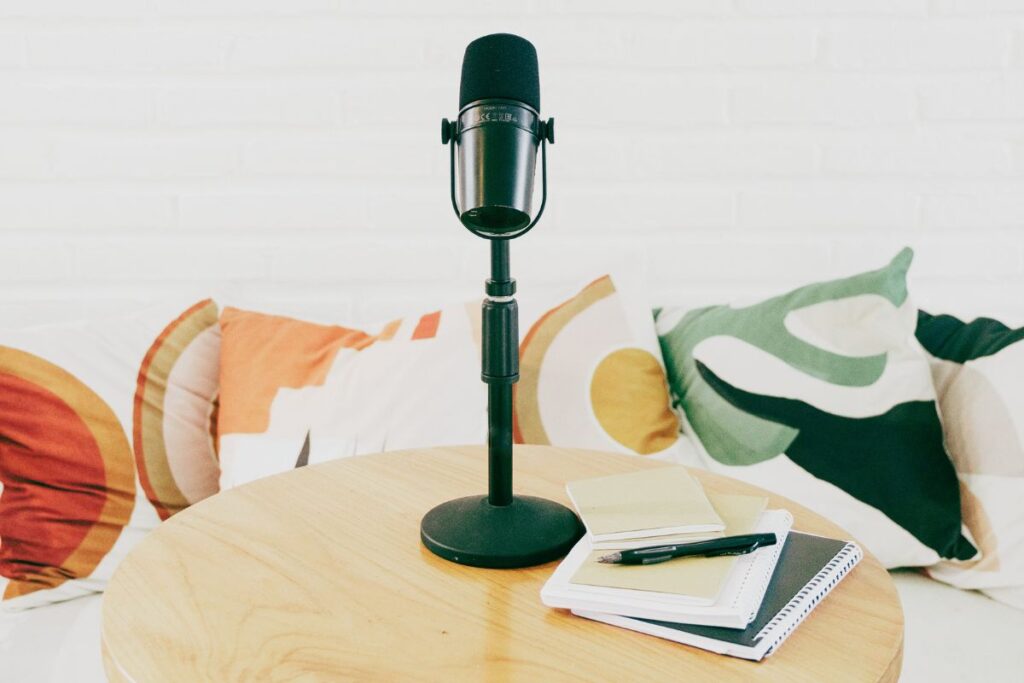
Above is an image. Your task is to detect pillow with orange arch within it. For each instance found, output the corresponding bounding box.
[0,299,220,611]
[216,273,682,490]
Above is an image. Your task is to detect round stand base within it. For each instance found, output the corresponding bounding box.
[421,495,583,569]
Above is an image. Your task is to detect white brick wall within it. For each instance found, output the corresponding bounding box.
[1,0,1022,326]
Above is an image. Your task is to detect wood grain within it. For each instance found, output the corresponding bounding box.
[101,446,904,682]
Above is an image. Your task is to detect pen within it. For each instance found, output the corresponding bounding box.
[597,533,778,565]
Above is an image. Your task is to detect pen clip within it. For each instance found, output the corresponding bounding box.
[706,537,768,557]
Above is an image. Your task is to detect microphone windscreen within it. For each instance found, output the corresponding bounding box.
[459,33,540,112]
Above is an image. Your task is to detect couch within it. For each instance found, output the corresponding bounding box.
[3,284,1023,683]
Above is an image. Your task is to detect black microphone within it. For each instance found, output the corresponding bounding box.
[422,33,581,570]
[444,33,554,238]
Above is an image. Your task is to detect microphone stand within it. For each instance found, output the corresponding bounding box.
[420,121,583,569]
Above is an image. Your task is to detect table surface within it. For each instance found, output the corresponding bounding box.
[101,446,904,682]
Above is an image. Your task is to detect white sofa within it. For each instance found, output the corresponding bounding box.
[2,570,1024,682]
[2,293,1022,682]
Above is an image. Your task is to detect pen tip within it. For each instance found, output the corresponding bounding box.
[597,552,621,564]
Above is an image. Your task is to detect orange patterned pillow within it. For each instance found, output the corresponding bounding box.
[0,300,220,610]
[217,274,681,490]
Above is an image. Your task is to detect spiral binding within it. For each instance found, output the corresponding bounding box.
[754,542,864,656]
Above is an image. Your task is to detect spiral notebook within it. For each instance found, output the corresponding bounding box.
[573,532,862,661]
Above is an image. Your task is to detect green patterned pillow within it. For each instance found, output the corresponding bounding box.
[656,248,975,568]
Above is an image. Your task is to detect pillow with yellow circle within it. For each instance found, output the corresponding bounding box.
[217,273,682,490]
[0,300,221,611]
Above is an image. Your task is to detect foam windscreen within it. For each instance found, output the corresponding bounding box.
[459,33,540,112]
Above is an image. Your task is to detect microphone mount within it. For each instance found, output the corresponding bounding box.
[442,104,554,241]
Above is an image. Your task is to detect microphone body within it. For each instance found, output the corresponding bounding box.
[456,98,541,237]
[448,32,549,239]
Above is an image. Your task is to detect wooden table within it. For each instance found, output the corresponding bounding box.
[101,446,904,682]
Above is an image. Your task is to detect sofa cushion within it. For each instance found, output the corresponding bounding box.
[892,570,1024,680]
[655,249,974,568]
[0,301,220,610]
[915,310,1024,607]
[217,273,682,490]
[0,594,104,682]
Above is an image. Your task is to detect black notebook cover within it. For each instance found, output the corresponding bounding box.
[634,532,853,647]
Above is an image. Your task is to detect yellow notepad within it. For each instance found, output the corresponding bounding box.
[569,493,768,601]
[566,466,725,542]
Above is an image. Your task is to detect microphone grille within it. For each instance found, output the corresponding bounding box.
[459,33,540,112]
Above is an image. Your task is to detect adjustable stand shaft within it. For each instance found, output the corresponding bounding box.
[484,240,516,507]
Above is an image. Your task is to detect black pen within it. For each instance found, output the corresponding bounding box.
[597,533,778,566]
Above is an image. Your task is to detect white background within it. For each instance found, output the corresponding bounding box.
[1,0,1022,325]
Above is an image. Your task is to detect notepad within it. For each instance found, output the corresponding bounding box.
[570,494,768,601]
[574,533,863,661]
[566,467,725,543]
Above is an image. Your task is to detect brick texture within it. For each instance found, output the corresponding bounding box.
[0,1,1021,325]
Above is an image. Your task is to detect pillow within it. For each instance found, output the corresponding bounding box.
[0,300,220,610]
[217,274,681,489]
[655,248,975,568]
[915,310,1024,606]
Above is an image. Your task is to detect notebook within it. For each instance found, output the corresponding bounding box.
[565,467,725,543]
[574,533,863,661]
[541,508,793,629]
[570,494,768,601]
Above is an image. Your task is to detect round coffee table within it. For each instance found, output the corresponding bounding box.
[101,446,903,682]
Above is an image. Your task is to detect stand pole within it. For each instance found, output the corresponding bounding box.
[487,384,514,506]
[484,240,515,507]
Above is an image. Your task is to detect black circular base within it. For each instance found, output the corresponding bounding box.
[421,495,584,569]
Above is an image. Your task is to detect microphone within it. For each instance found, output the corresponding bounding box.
[422,33,581,569]
[443,33,554,239]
